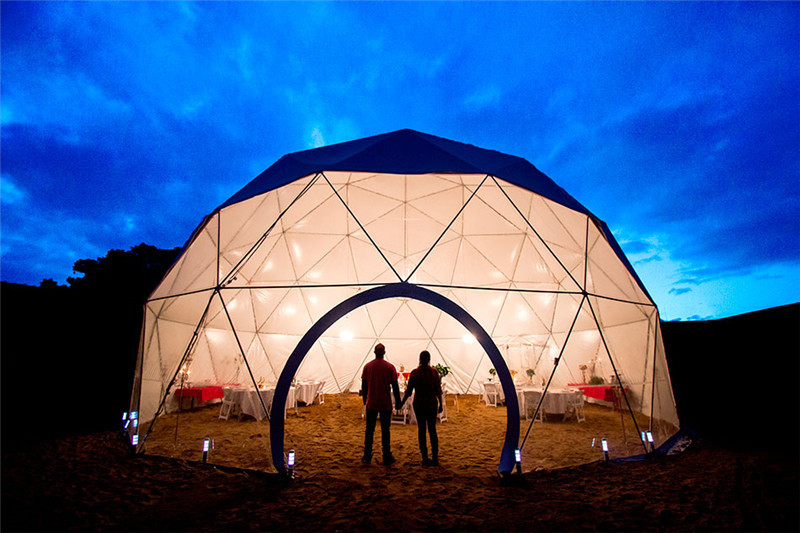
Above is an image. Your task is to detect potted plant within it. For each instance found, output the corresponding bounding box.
[433,363,450,378]
[589,375,605,385]
[488,368,497,381]
[526,368,535,384]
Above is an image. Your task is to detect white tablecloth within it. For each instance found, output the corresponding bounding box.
[482,381,505,403]
[516,387,583,418]
[231,386,296,421]
[295,381,322,405]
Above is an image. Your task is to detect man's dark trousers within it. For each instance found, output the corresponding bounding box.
[364,407,392,461]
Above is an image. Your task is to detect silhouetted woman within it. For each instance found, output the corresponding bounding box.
[400,350,443,466]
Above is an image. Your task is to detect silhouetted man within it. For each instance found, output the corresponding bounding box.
[399,350,443,465]
[361,343,402,465]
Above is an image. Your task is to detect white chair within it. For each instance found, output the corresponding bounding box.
[438,391,448,423]
[484,382,503,407]
[523,390,543,423]
[566,393,586,423]
[314,381,325,405]
[218,387,240,420]
[391,395,409,424]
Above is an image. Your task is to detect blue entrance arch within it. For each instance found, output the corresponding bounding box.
[270,282,520,475]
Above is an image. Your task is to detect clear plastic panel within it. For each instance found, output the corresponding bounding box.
[650,321,680,445]
[588,296,654,413]
[151,215,219,299]
[256,288,315,336]
[585,222,651,304]
[495,178,586,290]
[218,189,284,283]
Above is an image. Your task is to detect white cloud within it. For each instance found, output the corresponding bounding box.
[462,84,502,110]
[0,102,18,126]
[307,121,360,148]
[0,174,27,206]
[310,127,325,148]
[121,215,137,233]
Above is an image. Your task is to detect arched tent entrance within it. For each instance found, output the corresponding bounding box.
[270,282,520,475]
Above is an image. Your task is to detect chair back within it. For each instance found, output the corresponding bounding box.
[523,389,542,405]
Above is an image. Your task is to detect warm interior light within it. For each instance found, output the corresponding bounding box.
[461,333,475,344]
[339,330,354,341]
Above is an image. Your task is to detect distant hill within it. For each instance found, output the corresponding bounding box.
[661,303,799,451]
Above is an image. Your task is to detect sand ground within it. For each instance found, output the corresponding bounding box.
[2,393,798,531]
[145,393,655,477]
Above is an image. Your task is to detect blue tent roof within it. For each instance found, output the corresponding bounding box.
[214,129,651,303]
[218,129,589,215]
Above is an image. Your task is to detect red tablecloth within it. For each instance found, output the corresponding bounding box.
[568,384,625,403]
[174,386,224,403]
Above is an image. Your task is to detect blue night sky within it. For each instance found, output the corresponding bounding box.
[1,1,798,321]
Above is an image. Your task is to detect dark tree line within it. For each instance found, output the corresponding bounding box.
[1,244,180,448]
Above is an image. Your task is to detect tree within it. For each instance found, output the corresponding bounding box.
[1,244,182,445]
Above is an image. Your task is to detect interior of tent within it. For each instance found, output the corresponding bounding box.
[128,138,679,474]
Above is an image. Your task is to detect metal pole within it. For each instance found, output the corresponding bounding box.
[174,372,185,445]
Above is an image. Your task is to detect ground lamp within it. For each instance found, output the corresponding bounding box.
[287,449,296,479]
[202,438,211,463]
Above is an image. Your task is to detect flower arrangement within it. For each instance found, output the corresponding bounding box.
[579,364,588,383]
[433,363,450,378]
[488,368,497,380]
[526,368,535,383]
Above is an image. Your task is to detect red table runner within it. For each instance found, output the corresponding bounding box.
[174,386,224,403]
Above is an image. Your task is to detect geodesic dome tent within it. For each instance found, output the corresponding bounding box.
[130,129,679,471]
